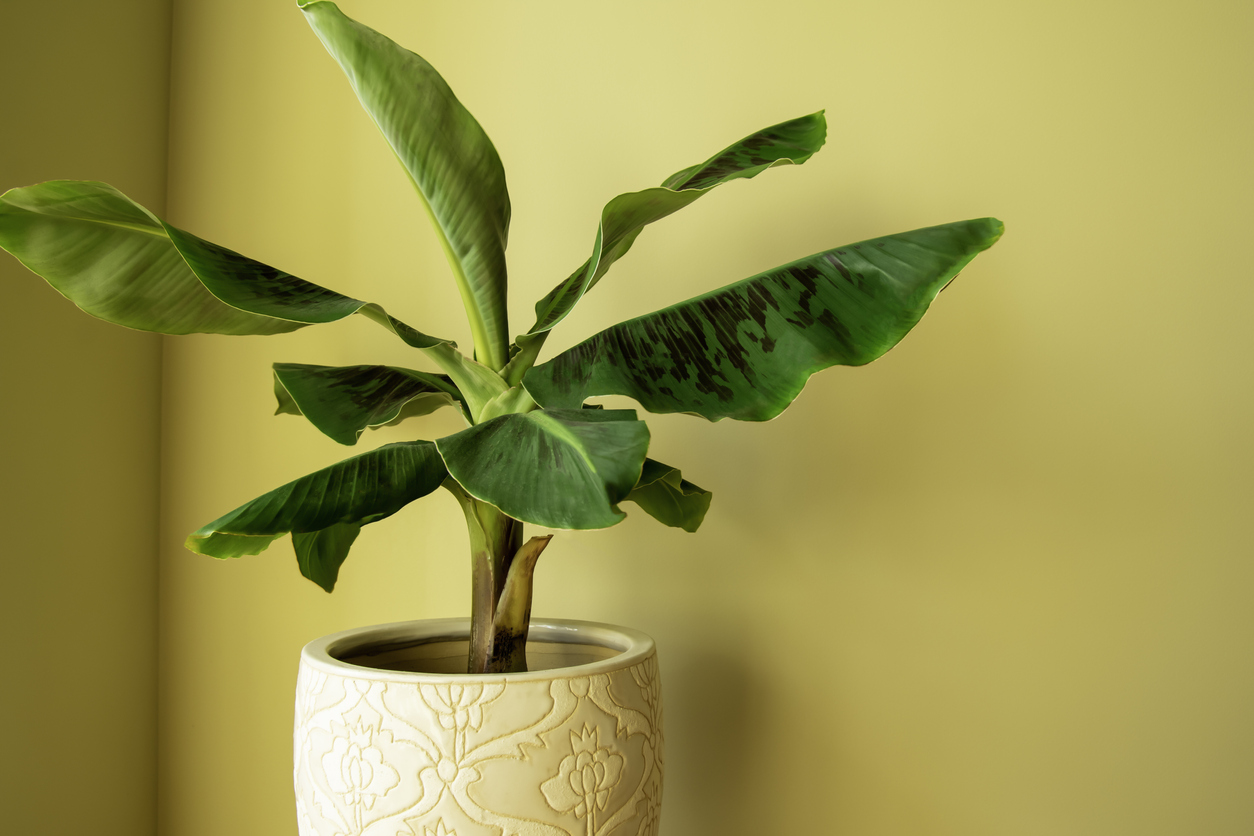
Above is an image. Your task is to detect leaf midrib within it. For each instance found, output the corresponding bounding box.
[29,212,166,238]
[387,133,502,371]
[528,412,598,475]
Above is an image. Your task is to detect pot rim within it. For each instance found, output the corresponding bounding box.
[301,617,655,684]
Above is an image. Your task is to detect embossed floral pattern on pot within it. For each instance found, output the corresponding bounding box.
[541,725,625,836]
[321,719,400,831]
[294,619,663,836]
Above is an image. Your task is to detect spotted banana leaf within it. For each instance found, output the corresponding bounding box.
[273,363,470,445]
[523,218,1004,422]
[301,0,512,369]
[0,180,447,346]
[186,440,448,591]
[436,408,650,530]
[520,112,827,344]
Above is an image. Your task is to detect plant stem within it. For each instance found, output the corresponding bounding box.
[502,329,549,387]
[447,481,534,673]
[420,342,508,422]
[470,505,522,672]
[488,535,553,672]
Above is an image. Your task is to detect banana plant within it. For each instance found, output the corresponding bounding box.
[0,0,1003,674]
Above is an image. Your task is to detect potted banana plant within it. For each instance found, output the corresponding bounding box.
[0,2,1001,833]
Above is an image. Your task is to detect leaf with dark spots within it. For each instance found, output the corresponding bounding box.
[273,363,469,445]
[519,112,827,346]
[665,115,827,192]
[436,408,650,530]
[524,219,1004,422]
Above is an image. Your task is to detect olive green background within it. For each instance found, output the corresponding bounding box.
[3,1,1252,834]
[0,1,167,833]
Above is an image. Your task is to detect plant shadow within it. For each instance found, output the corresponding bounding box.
[662,648,777,836]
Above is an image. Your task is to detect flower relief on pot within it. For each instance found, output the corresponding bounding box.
[294,635,663,836]
[410,822,458,836]
[324,718,402,830]
[540,726,624,836]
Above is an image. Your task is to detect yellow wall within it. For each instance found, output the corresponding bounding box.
[0,1,168,833]
[147,0,1254,834]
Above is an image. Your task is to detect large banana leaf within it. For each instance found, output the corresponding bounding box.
[273,363,469,444]
[0,180,448,346]
[301,0,512,369]
[523,219,1004,421]
[625,458,712,533]
[185,440,448,592]
[514,113,827,366]
[436,408,650,530]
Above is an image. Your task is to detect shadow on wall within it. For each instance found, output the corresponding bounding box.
[668,648,780,836]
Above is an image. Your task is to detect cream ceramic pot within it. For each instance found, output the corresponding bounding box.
[294,619,663,836]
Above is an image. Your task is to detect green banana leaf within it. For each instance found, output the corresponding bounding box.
[273,363,469,444]
[515,112,827,362]
[300,0,512,369]
[185,440,448,591]
[0,180,448,346]
[625,458,712,533]
[436,408,650,530]
[523,218,1004,421]
[292,522,362,592]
